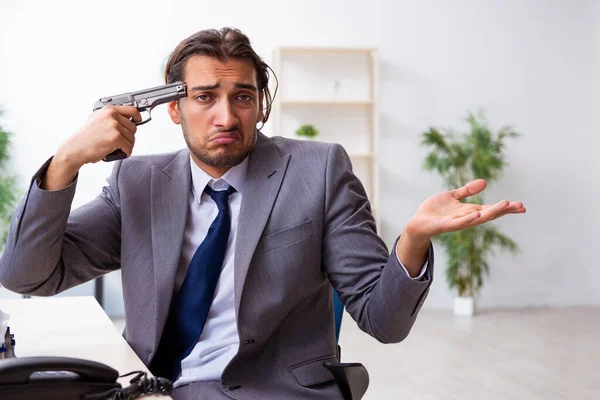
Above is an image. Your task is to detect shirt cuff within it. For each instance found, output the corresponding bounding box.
[396,253,428,281]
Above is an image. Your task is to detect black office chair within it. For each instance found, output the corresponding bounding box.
[323,290,369,400]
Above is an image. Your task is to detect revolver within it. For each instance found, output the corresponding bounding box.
[93,81,187,161]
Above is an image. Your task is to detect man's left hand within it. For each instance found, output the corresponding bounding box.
[405,179,526,241]
[396,179,526,277]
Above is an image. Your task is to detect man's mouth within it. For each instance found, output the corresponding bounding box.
[210,131,241,145]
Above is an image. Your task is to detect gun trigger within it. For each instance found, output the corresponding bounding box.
[134,110,152,126]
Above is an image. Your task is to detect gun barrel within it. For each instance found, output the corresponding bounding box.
[93,81,187,111]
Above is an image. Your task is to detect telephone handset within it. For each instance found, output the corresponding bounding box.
[0,356,120,399]
[0,356,173,399]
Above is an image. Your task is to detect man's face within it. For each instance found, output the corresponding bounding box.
[168,55,262,177]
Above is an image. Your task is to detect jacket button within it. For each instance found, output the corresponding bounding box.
[244,339,255,345]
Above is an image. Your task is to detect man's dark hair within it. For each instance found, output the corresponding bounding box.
[165,27,273,124]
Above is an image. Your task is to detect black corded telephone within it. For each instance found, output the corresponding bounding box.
[0,356,120,399]
[0,356,173,399]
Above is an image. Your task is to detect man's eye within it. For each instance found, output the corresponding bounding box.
[237,94,253,102]
[195,95,212,102]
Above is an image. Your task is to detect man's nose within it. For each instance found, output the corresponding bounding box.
[214,99,239,128]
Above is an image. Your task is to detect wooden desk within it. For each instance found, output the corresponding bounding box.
[0,296,171,399]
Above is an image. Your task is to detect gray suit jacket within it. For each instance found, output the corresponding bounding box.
[0,133,433,399]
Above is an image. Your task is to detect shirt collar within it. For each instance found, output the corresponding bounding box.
[189,154,249,204]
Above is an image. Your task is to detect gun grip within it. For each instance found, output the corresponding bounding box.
[102,149,127,162]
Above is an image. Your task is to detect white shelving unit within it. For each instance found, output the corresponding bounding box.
[272,47,380,225]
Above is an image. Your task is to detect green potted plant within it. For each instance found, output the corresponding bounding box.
[420,111,519,316]
[295,124,319,140]
[0,109,19,250]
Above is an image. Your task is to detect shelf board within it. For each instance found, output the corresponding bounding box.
[280,100,373,106]
[348,153,374,159]
[278,47,376,54]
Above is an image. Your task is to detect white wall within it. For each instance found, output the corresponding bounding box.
[0,0,597,313]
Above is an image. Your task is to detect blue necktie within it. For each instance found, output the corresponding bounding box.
[150,185,236,381]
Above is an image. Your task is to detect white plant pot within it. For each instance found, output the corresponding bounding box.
[454,296,475,316]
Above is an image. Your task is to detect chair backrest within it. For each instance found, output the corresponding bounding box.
[329,290,370,400]
[333,290,344,342]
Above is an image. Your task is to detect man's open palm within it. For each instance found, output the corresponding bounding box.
[407,179,526,238]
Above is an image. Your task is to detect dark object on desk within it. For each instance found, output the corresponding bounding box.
[0,356,173,400]
[0,325,16,359]
[112,370,173,400]
[0,356,120,400]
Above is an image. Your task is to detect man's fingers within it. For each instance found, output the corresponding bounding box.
[455,204,482,219]
[508,201,525,211]
[113,105,143,124]
[116,133,134,157]
[451,179,487,200]
[478,200,526,222]
[115,112,138,135]
[478,200,509,220]
[115,123,136,147]
[491,204,527,220]
[450,211,481,229]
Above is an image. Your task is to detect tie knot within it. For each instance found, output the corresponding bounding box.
[204,185,236,211]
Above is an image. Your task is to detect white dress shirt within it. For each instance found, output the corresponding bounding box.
[173,154,427,387]
[173,156,248,387]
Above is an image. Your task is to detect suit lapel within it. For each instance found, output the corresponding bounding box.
[235,134,290,314]
[151,149,190,348]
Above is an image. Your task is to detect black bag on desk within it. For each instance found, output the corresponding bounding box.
[0,356,173,399]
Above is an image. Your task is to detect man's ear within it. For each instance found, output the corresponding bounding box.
[257,92,265,122]
[168,100,181,124]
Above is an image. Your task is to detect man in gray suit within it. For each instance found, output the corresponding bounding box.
[0,27,525,399]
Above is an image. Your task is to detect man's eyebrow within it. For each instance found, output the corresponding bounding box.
[190,84,219,91]
[234,83,257,91]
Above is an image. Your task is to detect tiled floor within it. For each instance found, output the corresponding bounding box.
[339,307,599,399]
[110,307,599,399]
